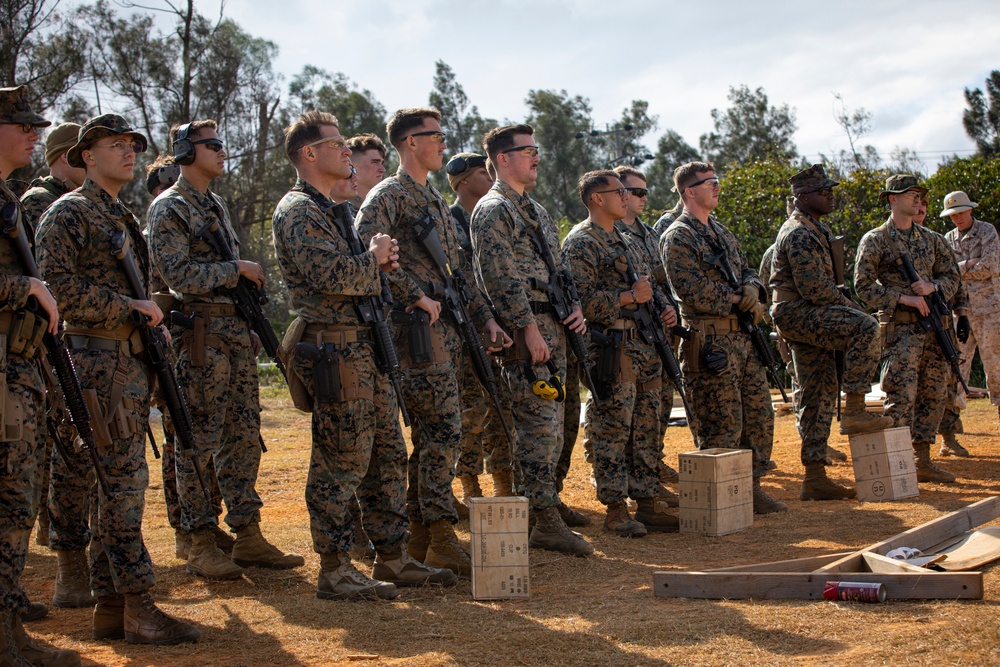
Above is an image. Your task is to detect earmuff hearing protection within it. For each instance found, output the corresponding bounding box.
[526,360,565,402]
[173,122,195,165]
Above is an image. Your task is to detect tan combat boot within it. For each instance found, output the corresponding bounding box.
[658,460,679,484]
[348,519,376,561]
[316,552,398,601]
[656,484,680,508]
[231,521,305,569]
[21,601,47,623]
[603,500,646,538]
[210,524,235,555]
[634,497,679,533]
[424,519,472,577]
[453,495,470,521]
[459,474,483,505]
[406,520,430,561]
[555,500,591,527]
[174,531,191,560]
[531,507,594,555]
[800,461,856,501]
[123,592,200,645]
[186,530,243,580]
[372,547,458,587]
[52,550,95,608]
[939,432,970,457]
[491,470,514,496]
[11,612,81,667]
[92,595,125,640]
[825,445,848,463]
[914,442,957,483]
[1,608,30,667]
[752,478,788,514]
[839,393,894,435]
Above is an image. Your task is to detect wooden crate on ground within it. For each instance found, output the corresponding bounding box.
[678,448,753,536]
[849,426,918,502]
[469,497,529,600]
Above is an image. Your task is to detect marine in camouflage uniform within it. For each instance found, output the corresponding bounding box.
[660,161,785,514]
[472,123,592,555]
[854,174,962,484]
[770,165,892,502]
[938,279,971,454]
[36,113,200,645]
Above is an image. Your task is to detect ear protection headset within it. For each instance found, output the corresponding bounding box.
[526,360,565,402]
[172,123,195,165]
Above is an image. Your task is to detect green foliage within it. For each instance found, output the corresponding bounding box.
[700,85,798,168]
[287,66,387,140]
[645,129,700,211]
[923,155,1000,234]
[963,71,1000,158]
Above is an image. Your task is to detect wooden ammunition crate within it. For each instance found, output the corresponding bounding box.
[469,497,530,600]
[849,426,919,502]
[678,448,753,536]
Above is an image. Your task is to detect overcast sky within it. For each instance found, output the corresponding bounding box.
[177,0,999,171]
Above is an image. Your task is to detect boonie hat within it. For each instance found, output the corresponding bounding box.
[67,114,148,169]
[878,174,928,201]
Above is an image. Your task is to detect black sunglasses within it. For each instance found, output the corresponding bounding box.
[445,154,487,176]
[626,187,648,198]
[193,138,224,152]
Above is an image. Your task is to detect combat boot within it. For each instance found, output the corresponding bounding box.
[914,442,957,483]
[634,497,679,533]
[459,474,483,505]
[800,462,856,501]
[656,484,680,508]
[21,602,47,622]
[174,531,191,560]
[92,595,125,640]
[231,521,305,569]
[186,530,243,580]
[424,519,472,577]
[839,393,894,435]
[372,547,458,587]
[556,501,591,527]
[35,511,49,547]
[752,479,788,514]
[491,470,514,496]
[825,445,848,463]
[453,495,470,521]
[603,501,646,538]
[1,609,29,667]
[531,507,594,555]
[348,520,376,561]
[52,549,95,608]
[10,613,81,667]
[316,552,398,601]
[939,432,970,458]
[658,461,679,484]
[123,592,200,645]
[210,524,235,555]
[406,520,430,561]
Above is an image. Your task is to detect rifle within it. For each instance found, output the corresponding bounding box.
[411,212,516,450]
[1,201,111,495]
[327,202,411,426]
[829,235,850,420]
[894,252,970,395]
[110,229,214,510]
[705,242,790,403]
[614,230,696,426]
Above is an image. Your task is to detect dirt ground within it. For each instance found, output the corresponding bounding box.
[20,394,1000,667]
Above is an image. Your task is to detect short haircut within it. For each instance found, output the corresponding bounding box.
[386,107,441,149]
[579,170,618,208]
[284,110,340,165]
[170,119,218,143]
[346,133,386,159]
[613,165,645,184]
[483,124,534,161]
[673,161,715,194]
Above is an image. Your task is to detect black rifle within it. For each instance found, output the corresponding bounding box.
[411,213,516,450]
[327,202,411,426]
[614,230,696,425]
[196,218,286,382]
[894,253,970,394]
[705,243,790,403]
[1,201,111,495]
[110,229,214,510]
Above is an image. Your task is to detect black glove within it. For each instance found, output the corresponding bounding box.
[956,315,971,343]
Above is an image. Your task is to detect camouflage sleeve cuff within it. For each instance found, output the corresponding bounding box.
[221,261,241,290]
[1,275,34,310]
[106,294,136,329]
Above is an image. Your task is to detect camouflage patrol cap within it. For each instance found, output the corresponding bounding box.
[878,174,927,201]
[789,164,838,195]
[446,152,488,191]
[0,85,50,128]
[66,114,148,168]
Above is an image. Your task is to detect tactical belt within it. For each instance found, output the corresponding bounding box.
[64,322,142,357]
[0,308,46,358]
[636,376,663,394]
[882,309,950,327]
[302,323,371,348]
[682,315,741,334]
[608,319,639,341]
[183,302,237,318]
[772,287,801,304]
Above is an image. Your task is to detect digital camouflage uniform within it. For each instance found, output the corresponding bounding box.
[661,211,774,476]
[651,199,684,245]
[563,220,662,506]
[854,218,961,446]
[272,178,407,554]
[356,168,489,525]
[939,281,970,435]
[36,178,157,597]
[770,208,882,464]
[471,180,569,511]
[148,176,266,534]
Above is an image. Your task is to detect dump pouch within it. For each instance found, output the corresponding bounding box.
[279,316,312,412]
[82,388,114,448]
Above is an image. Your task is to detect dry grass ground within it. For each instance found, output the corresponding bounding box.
[19,393,1000,667]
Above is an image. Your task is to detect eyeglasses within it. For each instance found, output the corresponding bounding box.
[93,139,146,155]
[302,135,348,151]
[193,138,225,153]
[408,130,446,144]
[499,145,540,158]
[0,122,37,134]
[594,188,627,198]
[445,154,487,176]
[686,177,720,190]
[626,187,648,198]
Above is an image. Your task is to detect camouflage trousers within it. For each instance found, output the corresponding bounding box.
[681,330,774,476]
[71,348,155,597]
[939,379,962,434]
[774,302,881,464]
[0,376,42,613]
[584,337,662,506]
[881,322,949,445]
[295,344,407,554]
[46,412,94,551]
[174,319,262,534]
[956,311,1000,406]
[554,357,581,491]
[455,353,509,478]
[497,313,567,512]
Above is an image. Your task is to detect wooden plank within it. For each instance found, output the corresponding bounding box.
[707,552,853,573]
[652,571,983,600]
[862,552,929,574]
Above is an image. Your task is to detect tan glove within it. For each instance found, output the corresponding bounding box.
[737,284,758,312]
[751,300,768,325]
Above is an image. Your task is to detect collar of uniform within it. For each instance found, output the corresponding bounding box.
[29,174,70,196]
[618,217,648,241]
[176,175,216,210]
[292,177,333,208]
[396,166,436,200]
[81,177,130,219]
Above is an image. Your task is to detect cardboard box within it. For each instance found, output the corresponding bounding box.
[469,497,529,600]
[849,426,919,502]
[678,449,753,536]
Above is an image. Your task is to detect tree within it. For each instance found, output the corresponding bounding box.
[962,70,1000,158]
[644,129,700,212]
[287,66,387,141]
[428,60,496,155]
[699,85,798,168]
[832,92,879,172]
